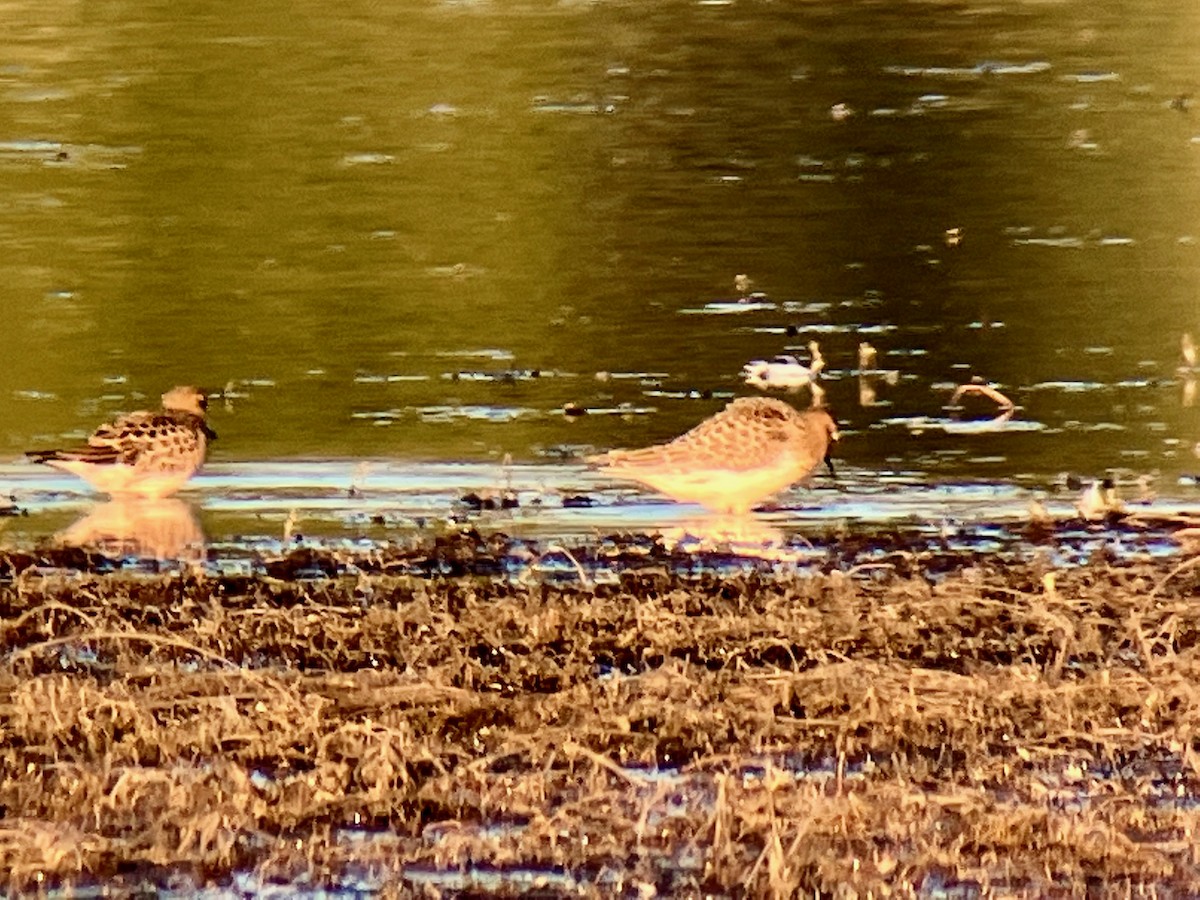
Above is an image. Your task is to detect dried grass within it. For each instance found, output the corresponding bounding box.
[3,537,1200,895]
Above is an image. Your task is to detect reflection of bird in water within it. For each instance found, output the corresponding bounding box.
[657,515,791,556]
[743,341,825,392]
[857,378,878,408]
[26,386,215,498]
[57,498,205,562]
[1180,334,1196,407]
[588,398,838,515]
[855,342,900,407]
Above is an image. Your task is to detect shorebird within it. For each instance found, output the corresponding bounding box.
[588,398,838,514]
[1076,478,1122,521]
[857,342,877,371]
[734,273,769,304]
[743,341,825,391]
[26,386,215,499]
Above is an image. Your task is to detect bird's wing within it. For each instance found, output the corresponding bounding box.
[87,411,203,464]
[678,399,796,470]
[596,399,795,472]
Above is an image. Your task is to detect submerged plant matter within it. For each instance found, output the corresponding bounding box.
[2,536,1200,895]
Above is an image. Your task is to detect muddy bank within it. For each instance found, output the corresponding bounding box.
[3,533,1200,896]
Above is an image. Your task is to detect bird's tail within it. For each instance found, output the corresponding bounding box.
[26,449,64,464]
[26,446,119,465]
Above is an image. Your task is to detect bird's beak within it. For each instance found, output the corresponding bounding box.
[198,386,225,412]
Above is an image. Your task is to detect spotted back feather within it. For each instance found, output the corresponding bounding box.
[85,410,208,468]
[594,398,833,473]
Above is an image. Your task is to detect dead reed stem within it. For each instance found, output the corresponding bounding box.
[3,548,1200,894]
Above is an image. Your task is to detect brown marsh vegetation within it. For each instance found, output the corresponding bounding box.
[2,529,1200,896]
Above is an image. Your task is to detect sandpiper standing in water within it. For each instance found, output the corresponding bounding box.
[588,397,838,515]
[26,386,216,499]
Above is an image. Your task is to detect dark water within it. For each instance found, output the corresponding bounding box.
[2,0,1198,534]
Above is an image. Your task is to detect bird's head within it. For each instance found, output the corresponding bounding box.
[161,385,208,418]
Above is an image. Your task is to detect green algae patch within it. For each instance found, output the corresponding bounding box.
[2,543,1200,896]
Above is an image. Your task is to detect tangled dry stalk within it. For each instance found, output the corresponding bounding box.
[3,534,1200,896]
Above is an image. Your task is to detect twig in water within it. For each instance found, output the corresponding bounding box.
[540,543,591,588]
[948,381,1015,424]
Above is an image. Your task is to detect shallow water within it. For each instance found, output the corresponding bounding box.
[3,459,1197,569]
[2,0,1198,539]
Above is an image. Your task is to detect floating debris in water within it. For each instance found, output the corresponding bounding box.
[681,300,777,315]
[442,369,547,383]
[530,96,614,115]
[642,389,733,401]
[1063,71,1121,83]
[743,341,825,391]
[883,60,1051,77]
[459,491,519,511]
[425,263,486,279]
[1012,235,1085,248]
[353,373,431,383]
[560,402,655,417]
[594,371,671,381]
[883,382,1042,434]
[340,152,395,166]
[1063,421,1126,432]
[415,405,537,423]
[531,444,591,460]
[889,416,1047,435]
[433,348,516,361]
[1025,380,1109,392]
